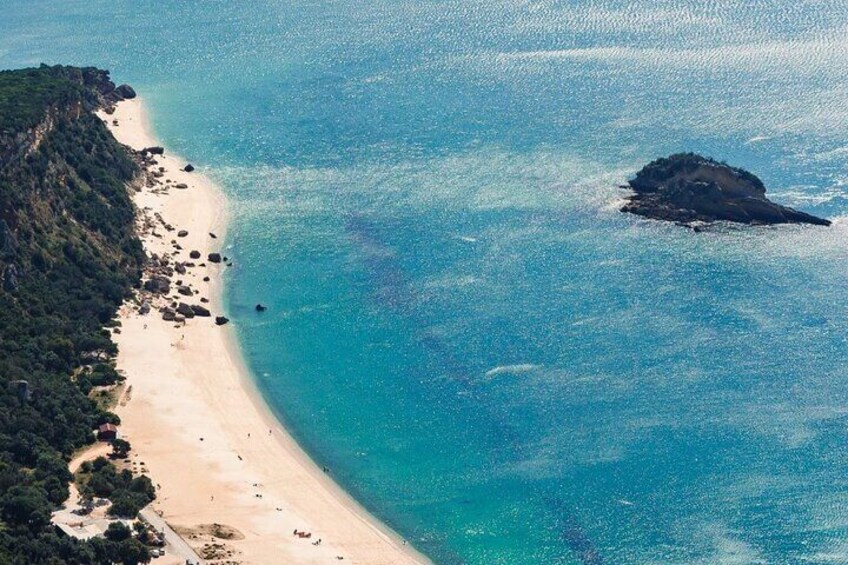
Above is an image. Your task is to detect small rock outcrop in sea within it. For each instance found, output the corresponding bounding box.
[183,164,195,172]
[622,153,831,227]
[255,304,267,312]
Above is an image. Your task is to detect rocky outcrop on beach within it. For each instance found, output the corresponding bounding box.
[138,300,151,315]
[114,84,136,99]
[176,302,195,319]
[143,274,171,294]
[191,304,211,317]
[621,153,831,227]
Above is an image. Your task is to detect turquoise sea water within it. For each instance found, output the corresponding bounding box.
[4,2,848,562]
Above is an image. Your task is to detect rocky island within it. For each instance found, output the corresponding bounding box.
[621,153,831,227]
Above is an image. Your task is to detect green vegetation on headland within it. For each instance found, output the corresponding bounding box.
[0,65,152,564]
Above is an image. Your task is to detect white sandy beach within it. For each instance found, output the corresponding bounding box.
[105,98,428,565]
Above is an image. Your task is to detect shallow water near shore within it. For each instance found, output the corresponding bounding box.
[4,1,848,563]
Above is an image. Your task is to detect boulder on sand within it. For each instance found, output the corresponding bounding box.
[215,316,229,326]
[184,164,195,172]
[208,253,222,263]
[178,285,192,296]
[191,304,211,317]
[190,250,201,259]
[143,275,170,294]
[142,146,165,155]
[176,302,195,319]
[177,230,188,237]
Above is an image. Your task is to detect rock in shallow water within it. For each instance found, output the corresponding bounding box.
[621,153,831,227]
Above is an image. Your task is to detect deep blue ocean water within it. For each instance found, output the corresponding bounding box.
[4,2,848,562]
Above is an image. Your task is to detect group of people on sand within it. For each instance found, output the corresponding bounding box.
[293,530,323,545]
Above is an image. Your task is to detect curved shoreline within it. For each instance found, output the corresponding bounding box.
[107,97,428,564]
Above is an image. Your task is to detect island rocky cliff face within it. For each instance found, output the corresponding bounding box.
[621,153,831,227]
